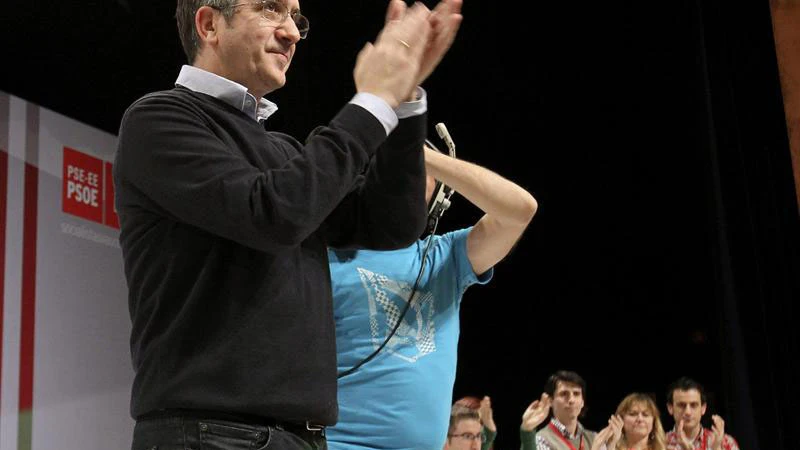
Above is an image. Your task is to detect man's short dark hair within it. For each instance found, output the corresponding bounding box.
[544,370,587,398]
[175,0,236,63]
[666,376,707,405]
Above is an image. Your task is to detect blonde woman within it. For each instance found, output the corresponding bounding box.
[615,393,667,450]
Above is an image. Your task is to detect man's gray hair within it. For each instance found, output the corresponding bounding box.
[175,0,237,63]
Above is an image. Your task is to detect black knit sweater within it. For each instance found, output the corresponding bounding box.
[113,87,427,425]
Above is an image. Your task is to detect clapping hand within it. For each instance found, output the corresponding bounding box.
[710,415,726,450]
[479,396,497,433]
[354,2,431,107]
[521,393,551,432]
[591,415,623,450]
[676,419,694,450]
[384,0,464,99]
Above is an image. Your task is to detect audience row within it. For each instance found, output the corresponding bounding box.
[445,371,740,450]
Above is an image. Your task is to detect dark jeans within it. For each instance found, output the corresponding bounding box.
[132,414,327,450]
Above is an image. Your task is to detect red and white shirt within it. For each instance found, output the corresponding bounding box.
[666,427,740,450]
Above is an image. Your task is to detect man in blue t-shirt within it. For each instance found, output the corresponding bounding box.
[327,142,538,449]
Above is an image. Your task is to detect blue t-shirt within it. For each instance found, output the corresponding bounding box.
[326,228,493,450]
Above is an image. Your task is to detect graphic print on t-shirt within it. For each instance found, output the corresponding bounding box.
[357,267,436,362]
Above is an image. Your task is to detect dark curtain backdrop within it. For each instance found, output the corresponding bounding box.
[454,0,799,448]
[694,2,800,450]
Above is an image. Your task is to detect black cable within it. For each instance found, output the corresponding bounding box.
[336,217,441,379]
[336,123,456,379]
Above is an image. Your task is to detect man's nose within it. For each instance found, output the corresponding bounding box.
[277,18,301,43]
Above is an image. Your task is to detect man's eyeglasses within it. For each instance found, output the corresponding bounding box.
[448,432,486,442]
[228,0,309,39]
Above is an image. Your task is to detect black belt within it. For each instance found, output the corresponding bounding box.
[137,409,326,437]
[274,420,326,437]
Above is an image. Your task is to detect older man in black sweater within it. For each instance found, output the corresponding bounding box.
[113,0,463,448]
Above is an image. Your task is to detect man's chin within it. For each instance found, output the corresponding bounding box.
[271,74,287,90]
[557,413,579,422]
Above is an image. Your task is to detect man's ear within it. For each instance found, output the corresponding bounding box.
[195,6,220,47]
[667,404,674,416]
[700,403,707,416]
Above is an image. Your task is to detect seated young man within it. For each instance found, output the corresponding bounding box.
[521,370,623,450]
[665,377,740,450]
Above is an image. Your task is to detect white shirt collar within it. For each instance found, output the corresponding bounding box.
[175,65,278,123]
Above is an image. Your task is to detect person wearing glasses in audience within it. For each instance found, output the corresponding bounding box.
[326,139,538,449]
[445,403,487,450]
[477,396,498,450]
[114,0,463,448]
[520,370,624,450]
[452,395,498,450]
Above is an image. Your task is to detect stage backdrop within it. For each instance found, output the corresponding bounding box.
[0,91,133,450]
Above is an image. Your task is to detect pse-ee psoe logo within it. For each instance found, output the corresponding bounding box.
[61,146,119,229]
